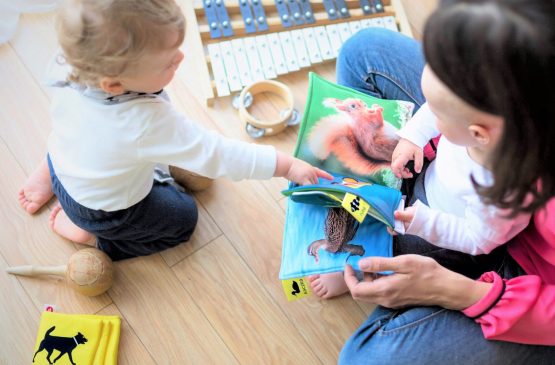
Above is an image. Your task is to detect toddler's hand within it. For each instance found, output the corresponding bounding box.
[386,226,397,236]
[394,206,416,231]
[286,158,333,185]
[391,138,424,178]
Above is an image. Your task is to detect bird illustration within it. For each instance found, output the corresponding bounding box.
[308,207,365,263]
[291,280,301,296]
[308,98,400,176]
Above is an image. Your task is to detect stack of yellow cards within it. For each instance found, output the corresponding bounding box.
[32,311,120,365]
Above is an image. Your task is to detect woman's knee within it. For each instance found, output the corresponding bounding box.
[338,339,365,365]
[339,338,396,365]
[336,28,424,103]
[341,28,402,56]
[338,28,405,73]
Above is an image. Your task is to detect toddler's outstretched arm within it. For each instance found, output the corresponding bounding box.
[275,151,333,185]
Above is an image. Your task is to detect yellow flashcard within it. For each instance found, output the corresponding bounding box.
[32,311,120,365]
[282,277,312,301]
[341,193,370,223]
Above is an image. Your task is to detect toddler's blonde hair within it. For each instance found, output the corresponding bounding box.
[57,0,185,86]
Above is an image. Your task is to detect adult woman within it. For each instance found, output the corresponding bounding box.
[336,1,555,363]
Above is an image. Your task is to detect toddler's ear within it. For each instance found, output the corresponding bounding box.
[99,77,125,95]
[468,124,490,145]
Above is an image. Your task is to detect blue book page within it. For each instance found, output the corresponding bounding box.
[279,200,393,280]
[283,175,402,227]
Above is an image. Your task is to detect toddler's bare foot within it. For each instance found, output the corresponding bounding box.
[49,204,95,246]
[308,272,349,299]
[18,160,54,214]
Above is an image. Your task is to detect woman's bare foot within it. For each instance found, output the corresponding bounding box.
[18,160,54,214]
[49,204,95,245]
[307,272,349,299]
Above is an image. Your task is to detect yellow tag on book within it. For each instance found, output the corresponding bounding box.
[282,278,312,301]
[33,311,120,365]
[341,193,370,223]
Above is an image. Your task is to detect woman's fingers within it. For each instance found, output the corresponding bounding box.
[344,264,361,290]
[358,256,414,274]
[344,256,447,308]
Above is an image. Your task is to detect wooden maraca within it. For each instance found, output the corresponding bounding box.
[6,248,113,296]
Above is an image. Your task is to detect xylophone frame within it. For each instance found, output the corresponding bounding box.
[182,0,413,107]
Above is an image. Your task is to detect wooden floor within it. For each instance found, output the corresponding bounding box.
[0,9,387,365]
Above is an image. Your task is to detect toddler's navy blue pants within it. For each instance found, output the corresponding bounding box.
[48,156,198,261]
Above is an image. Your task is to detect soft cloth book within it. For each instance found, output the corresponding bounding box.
[279,73,413,287]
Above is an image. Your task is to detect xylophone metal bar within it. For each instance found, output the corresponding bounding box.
[207,15,400,97]
[238,0,257,33]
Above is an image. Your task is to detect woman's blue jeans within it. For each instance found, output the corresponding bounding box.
[336,28,555,365]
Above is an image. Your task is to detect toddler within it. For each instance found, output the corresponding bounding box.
[18,0,330,260]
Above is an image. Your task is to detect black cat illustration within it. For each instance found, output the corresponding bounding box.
[33,326,88,365]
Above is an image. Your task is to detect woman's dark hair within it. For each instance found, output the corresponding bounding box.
[423,0,555,216]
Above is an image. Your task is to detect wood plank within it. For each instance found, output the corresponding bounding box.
[8,12,58,99]
[399,0,437,40]
[97,304,157,365]
[173,236,321,364]
[0,43,111,312]
[195,178,369,364]
[0,44,51,173]
[0,253,41,364]
[357,301,378,317]
[391,0,415,37]
[108,254,239,364]
[179,0,215,104]
[160,198,222,267]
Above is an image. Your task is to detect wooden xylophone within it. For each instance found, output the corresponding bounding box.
[183,0,412,105]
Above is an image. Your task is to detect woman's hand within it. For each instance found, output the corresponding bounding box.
[391,138,424,178]
[344,255,492,310]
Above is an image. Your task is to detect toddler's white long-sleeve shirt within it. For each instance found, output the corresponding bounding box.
[396,103,530,255]
[47,65,276,211]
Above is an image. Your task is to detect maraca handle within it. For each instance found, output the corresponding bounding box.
[6,265,67,277]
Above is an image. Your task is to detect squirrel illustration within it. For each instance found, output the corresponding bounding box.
[308,98,400,176]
